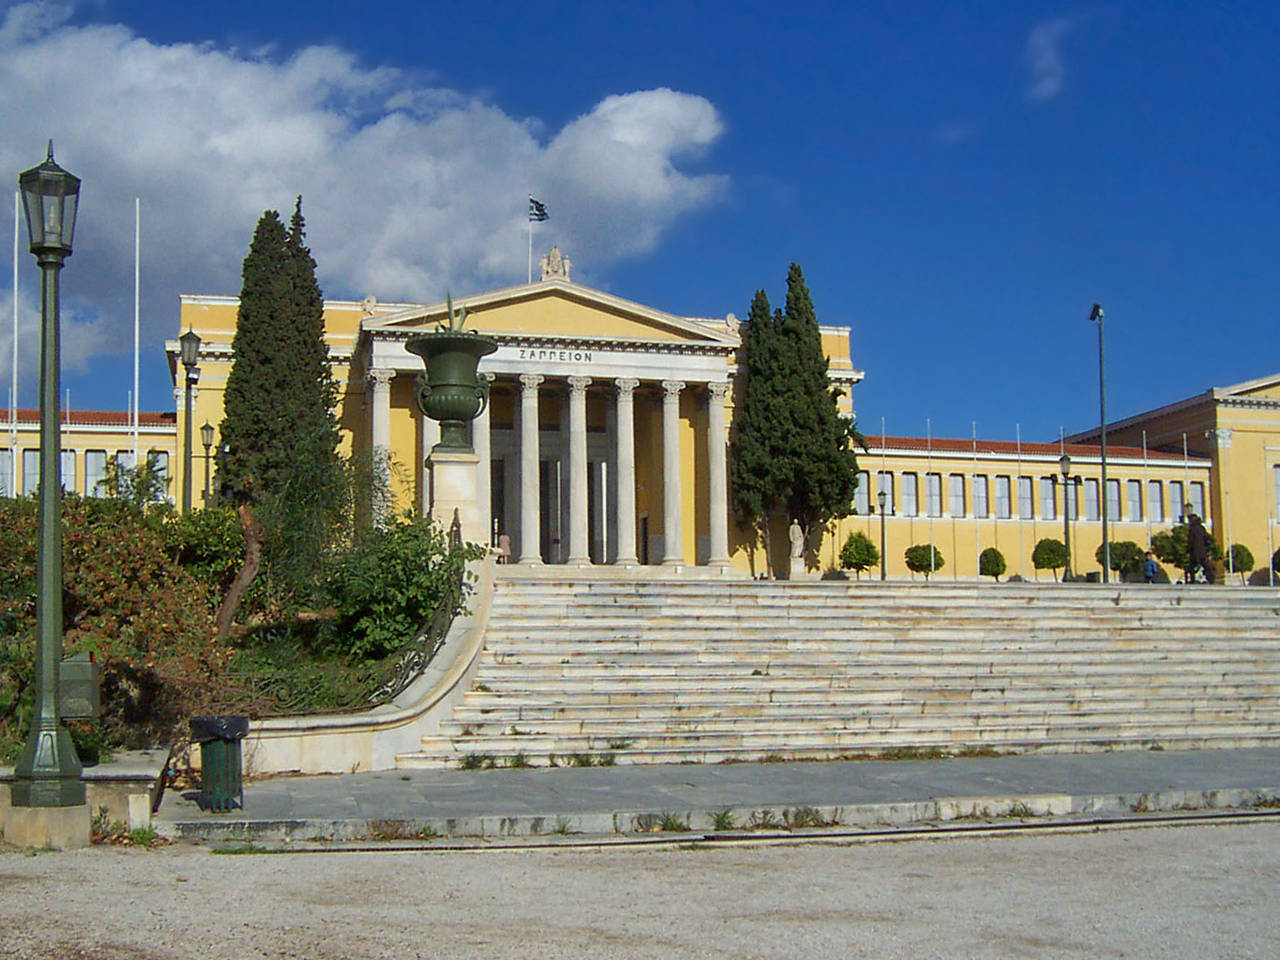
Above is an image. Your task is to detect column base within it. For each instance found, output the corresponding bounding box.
[518,557,544,566]
[3,802,90,850]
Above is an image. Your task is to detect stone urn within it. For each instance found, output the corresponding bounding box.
[405,297,497,452]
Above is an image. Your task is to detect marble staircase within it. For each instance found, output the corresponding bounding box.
[395,578,1280,769]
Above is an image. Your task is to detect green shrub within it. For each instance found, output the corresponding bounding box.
[322,513,485,660]
[1031,538,1069,579]
[979,546,1006,581]
[1095,540,1144,581]
[1228,544,1254,584]
[904,544,944,579]
[1151,523,1222,579]
[839,531,880,578]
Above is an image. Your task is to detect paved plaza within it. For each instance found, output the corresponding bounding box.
[159,746,1280,843]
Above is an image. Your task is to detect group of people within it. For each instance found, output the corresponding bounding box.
[1143,514,1215,584]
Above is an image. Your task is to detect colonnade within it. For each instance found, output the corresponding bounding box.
[366,368,731,567]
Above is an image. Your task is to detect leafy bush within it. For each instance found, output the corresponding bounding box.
[839,530,880,578]
[979,546,1006,581]
[0,497,233,759]
[1095,540,1145,581]
[1151,523,1222,580]
[1227,544,1254,584]
[1031,538,1069,579]
[153,505,244,597]
[904,544,944,579]
[322,513,485,660]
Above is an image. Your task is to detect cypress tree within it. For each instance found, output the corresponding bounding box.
[218,199,340,505]
[774,263,862,538]
[729,290,786,549]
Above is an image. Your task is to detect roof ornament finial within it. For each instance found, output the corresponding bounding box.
[539,246,571,282]
[46,139,54,161]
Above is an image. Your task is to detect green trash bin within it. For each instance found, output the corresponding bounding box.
[191,716,248,812]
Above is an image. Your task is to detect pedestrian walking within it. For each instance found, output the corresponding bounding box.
[1187,514,1213,584]
[1143,551,1158,583]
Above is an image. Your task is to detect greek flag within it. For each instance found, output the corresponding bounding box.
[528,196,549,222]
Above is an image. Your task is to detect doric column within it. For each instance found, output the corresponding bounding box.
[474,373,494,546]
[613,379,639,565]
[518,374,544,564]
[661,379,685,565]
[368,368,394,519]
[706,381,731,567]
[567,376,592,564]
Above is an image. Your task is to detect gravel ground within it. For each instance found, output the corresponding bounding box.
[0,822,1277,959]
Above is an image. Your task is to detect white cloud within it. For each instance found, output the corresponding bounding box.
[0,2,728,390]
[1025,17,1076,101]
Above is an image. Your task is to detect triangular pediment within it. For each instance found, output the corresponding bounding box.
[364,278,739,347]
[1216,372,1280,401]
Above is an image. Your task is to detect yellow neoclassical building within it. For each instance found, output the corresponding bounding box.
[12,250,1269,583]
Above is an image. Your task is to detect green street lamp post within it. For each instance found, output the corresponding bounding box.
[179,329,201,513]
[1090,303,1110,583]
[877,489,888,581]
[11,144,84,808]
[1059,453,1074,581]
[200,421,214,504]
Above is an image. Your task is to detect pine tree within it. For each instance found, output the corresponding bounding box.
[773,263,862,539]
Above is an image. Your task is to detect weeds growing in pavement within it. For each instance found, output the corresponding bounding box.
[711,808,736,830]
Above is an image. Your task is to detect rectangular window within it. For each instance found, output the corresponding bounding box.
[1126,480,1143,522]
[85,450,107,497]
[1169,481,1184,522]
[854,470,870,515]
[995,476,1012,519]
[949,474,965,517]
[1189,482,1206,519]
[1084,478,1100,521]
[925,473,942,517]
[21,449,38,495]
[150,451,171,502]
[876,471,894,515]
[1040,477,1056,520]
[115,450,136,472]
[973,475,989,518]
[901,473,919,517]
[0,449,11,496]
[1147,480,1163,523]
[1017,476,1034,519]
[60,451,76,493]
[1065,479,1078,520]
[1106,479,1122,520]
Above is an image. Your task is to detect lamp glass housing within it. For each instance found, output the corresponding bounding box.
[18,146,80,255]
[179,329,202,368]
[200,422,215,448]
[1059,454,1071,478]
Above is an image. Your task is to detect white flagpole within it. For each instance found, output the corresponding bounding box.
[926,417,935,575]
[11,191,18,459]
[133,197,140,462]
[527,195,533,284]
[1142,429,1151,545]
[972,421,980,577]
[1016,423,1025,578]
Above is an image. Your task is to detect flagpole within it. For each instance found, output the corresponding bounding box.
[1016,423,1025,579]
[9,190,18,494]
[972,421,980,578]
[926,417,935,576]
[527,194,533,284]
[133,197,140,462]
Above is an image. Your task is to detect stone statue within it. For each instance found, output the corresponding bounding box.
[789,520,804,558]
[540,246,571,282]
[724,312,739,334]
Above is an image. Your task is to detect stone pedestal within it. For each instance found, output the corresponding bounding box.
[3,802,90,850]
[428,450,484,544]
[789,554,806,581]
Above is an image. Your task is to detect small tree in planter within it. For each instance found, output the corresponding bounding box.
[1031,538,1069,581]
[1096,540,1145,581]
[839,530,880,579]
[904,544,944,580]
[979,546,1006,582]
[1228,544,1254,585]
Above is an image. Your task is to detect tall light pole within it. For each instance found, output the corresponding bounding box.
[1059,453,1073,581]
[11,143,84,808]
[1090,303,1110,583]
[877,489,888,581]
[179,329,201,513]
[200,421,214,505]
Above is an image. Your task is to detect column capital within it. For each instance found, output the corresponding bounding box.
[707,380,730,400]
[480,371,496,384]
[567,376,592,396]
[519,373,545,393]
[367,367,395,388]
[615,377,640,400]
[661,380,686,401]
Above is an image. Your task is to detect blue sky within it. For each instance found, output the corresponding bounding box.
[2,1,1277,444]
